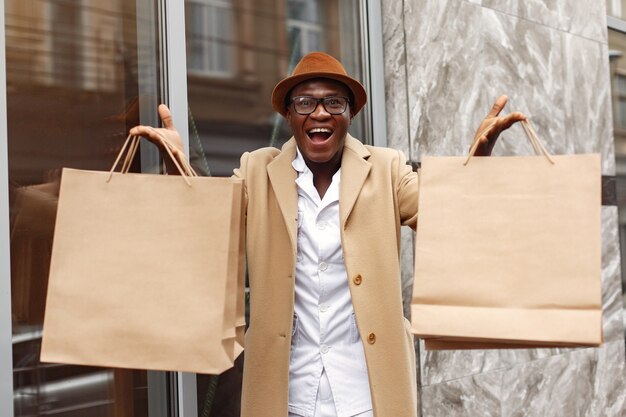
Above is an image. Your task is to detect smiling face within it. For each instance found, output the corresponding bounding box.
[286,78,352,168]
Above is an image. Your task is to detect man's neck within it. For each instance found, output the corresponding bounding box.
[303,150,342,199]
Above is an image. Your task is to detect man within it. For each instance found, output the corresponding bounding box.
[131,52,525,417]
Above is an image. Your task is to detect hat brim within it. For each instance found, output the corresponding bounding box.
[271,72,367,117]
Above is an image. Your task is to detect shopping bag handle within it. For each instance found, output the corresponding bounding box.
[464,120,555,165]
[106,133,197,186]
[118,128,198,178]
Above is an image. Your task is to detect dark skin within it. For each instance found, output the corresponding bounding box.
[285,79,352,198]
[129,83,527,195]
[472,95,527,156]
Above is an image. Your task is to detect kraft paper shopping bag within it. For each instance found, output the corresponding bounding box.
[411,121,602,349]
[41,135,245,373]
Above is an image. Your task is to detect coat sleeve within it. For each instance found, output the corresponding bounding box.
[232,152,250,213]
[395,149,418,230]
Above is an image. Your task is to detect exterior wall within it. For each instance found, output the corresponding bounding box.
[382,1,626,416]
[609,28,626,155]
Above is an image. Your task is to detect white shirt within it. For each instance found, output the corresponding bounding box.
[288,149,373,417]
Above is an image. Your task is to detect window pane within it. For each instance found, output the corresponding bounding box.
[287,0,321,23]
[185,0,364,177]
[187,0,235,75]
[184,0,366,414]
[620,98,626,128]
[6,0,173,415]
[618,74,626,94]
[307,30,323,53]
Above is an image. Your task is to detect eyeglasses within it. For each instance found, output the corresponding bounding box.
[290,96,350,115]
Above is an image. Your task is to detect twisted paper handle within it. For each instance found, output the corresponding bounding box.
[107,132,197,186]
[464,120,555,165]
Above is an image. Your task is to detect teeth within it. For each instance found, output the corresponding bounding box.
[308,128,332,134]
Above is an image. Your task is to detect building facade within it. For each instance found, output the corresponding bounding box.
[0,0,624,416]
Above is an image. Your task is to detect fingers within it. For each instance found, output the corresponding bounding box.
[128,124,161,140]
[497,111,527,130]
[486,94,508,118]
[158,104,175,130]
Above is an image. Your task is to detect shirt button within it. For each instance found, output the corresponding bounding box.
[319,305,329,313]
[321,344,330,354]
[353,274,362,285]
[367,333,376,344]
[319,262,328,271]
[317,221,327,230]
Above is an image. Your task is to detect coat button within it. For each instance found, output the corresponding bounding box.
[353,274,362,285]
[367,332,376,344]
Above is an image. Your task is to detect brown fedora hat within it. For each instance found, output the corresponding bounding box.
[271,51,367,117]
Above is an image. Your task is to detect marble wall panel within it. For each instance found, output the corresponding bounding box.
[386,0,624,414]
[400,227,415,319]
[420,369,502,416]
[381,0,411,157]
[561,38,615,174]
[404,0,568,160]
[381,0,416,321]
[419,340,626,417]
[501,340,626,417]
[395,0,625,404]
[404,0,613,171]
[600,207,625,344]
[474,0,607,43]
[381,0,421,395]
[419,344,504,387]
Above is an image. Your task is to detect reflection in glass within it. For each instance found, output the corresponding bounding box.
[185,0,364,415]
[287,0,321,23]
[6,0,170,415]
[287,0,323,61]
[188,0,235,76]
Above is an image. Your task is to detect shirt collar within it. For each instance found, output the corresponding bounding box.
[292,147,307,173]
[292,147,341,206]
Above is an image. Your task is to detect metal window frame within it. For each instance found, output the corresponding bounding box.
[160,1,197,417]
[0,0,15,414]
[360,0,387,147]
[0,0,196,415]
[0,0,385,415]
[609,15,626,33]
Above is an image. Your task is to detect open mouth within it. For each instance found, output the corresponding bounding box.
[307,127,333,144]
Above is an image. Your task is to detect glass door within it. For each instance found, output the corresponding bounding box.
[183,0,366,415]
[5,0,175,415]
[184,0,366,178]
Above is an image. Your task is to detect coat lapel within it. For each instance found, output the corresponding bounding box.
[267,138,299,254]
[339,135,371,228]
[267,135,371,248]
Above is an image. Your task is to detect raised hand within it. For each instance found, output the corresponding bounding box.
[129,104,185,173]
[472,95,527,156]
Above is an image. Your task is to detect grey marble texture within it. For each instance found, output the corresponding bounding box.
[501,340,626,417]
[419,340,626,417]
[400,227,415,320]
[421,369,502,417]
[381,0,625,415]
[382,0,411,158]
[600,207,625,344]
[381,0,414,320]
[477,0,607,43]
[402,0,614,174]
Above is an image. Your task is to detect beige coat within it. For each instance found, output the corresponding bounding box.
[234,135,418,417]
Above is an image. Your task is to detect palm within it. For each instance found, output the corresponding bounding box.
[473,95,527,156]
[129,104,184,156]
